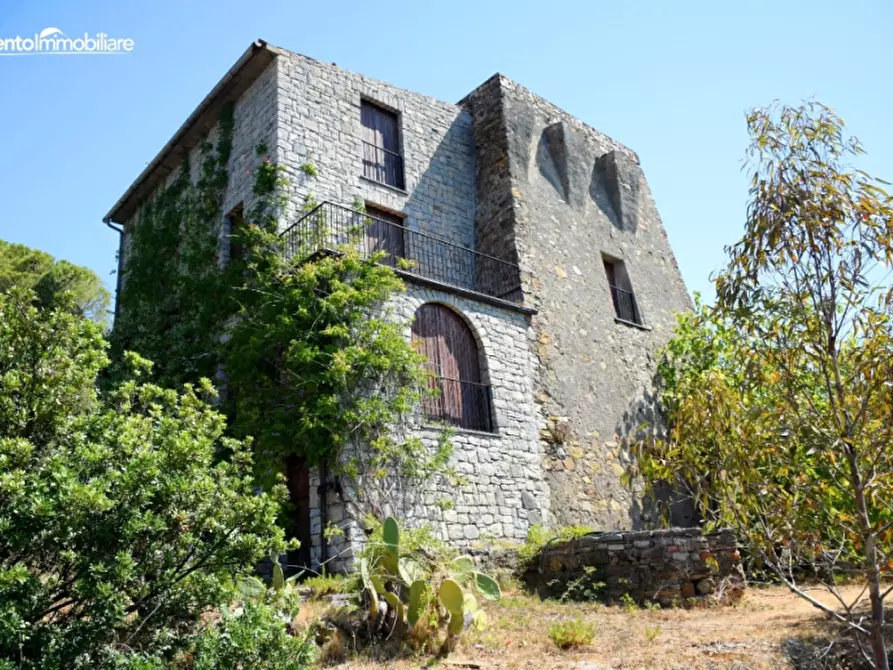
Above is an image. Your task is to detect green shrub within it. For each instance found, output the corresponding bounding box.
[557,566,605,602]
[303,573,351,599]
[644,624,661,643]
[619,592,639,612]
[548,618,596,650]
[190,602,315,670]
[0,290,289,667]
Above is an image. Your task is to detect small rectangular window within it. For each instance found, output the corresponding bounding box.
[226,203,245,265]
[603,256,643,325]
[361,101,404,189]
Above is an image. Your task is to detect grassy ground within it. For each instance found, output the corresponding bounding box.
[318,584,873,669]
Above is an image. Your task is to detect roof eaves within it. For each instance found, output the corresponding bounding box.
[104,39,277,225]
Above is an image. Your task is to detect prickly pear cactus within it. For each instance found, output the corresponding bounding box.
[407,579,426,626]
[272,561,285,592]
[382,516,400,576]
[358,516,502,647]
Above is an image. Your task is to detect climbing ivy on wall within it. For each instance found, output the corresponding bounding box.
[110,104,236,387]
[110,112,451,488]
[224,160,452,486]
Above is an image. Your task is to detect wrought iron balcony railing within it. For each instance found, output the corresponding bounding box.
[422,376,494,433]
[281,201,523,304]
[608,284,643,325]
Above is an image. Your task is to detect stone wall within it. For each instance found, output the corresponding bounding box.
[309,283,549,571]
[113,43,697,576]
[462,76,693,530]
[525,528,743,606]
[274,50,476,254]
[121,58,280,278]
[458,76,523,300]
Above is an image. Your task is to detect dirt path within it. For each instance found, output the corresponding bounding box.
[327,585,871,669]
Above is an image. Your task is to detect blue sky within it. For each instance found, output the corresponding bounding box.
[1,0,891,303]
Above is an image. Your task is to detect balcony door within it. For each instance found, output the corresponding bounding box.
[364,205,405,268]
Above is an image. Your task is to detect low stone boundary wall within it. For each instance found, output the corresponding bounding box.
[523,528,743,605]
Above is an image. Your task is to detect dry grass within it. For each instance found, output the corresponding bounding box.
[326,584,877,669]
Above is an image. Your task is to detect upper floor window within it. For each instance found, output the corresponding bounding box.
[361,100,404,190]
[411,303,493,433]
[226,203,245,265]
[603,256,643,325]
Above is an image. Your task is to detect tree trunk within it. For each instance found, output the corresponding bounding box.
[846,447,889,668]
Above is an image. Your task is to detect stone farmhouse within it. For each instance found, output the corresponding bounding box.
[104,40,692,570]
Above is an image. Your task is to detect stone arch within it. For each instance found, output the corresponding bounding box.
[411,302,494,432]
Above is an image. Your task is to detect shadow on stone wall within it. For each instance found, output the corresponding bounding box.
[590,159,623,230]
[402,114,522,301]
[521,528,743,606]
[615,371,700,530]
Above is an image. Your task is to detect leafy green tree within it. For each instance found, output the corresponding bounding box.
[0,240,110,321]
[0,289,289,668]
[226,222,429,477]
[636,102,893,667]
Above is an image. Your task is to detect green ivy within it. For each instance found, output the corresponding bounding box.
[224,175,451,483]
[110,104,236,387]
[109,111,450,487]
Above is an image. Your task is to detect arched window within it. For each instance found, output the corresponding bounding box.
[411,303,493,432]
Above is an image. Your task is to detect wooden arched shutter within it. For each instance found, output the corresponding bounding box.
[411,304,492,432]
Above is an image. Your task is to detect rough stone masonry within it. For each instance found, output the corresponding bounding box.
[525,528,744,605]
[105,41,694,571]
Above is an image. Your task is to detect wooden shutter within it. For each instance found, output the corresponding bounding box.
[361,101,402,187]
[411,304,488,430]
[364,205,405,267]
[361,102,399,153]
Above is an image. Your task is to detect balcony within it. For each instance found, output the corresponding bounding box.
[281,201,523,305]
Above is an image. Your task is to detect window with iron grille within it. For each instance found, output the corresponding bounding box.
[603,256,643,325]
[411,303,494,433]
[361,100,404,190]
[226,203,245,266]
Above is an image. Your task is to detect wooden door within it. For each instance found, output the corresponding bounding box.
[364,205,405,267]
[285,454,311,574]
[411,304,486,430]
